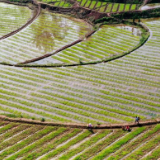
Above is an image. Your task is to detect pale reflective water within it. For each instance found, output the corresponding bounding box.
[0,3,32,37]
[29,23,141,66]
[29,11,91,53]
[0,9,91,64]
[141,3,160,10]
[116,24,142,36]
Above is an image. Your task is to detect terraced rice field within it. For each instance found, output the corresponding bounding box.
[77,0,139,13]
[0,1,160,159]
[0,3,32,38]
[0,120,160,159]
[33,24,141,65]
[39,0,73,7]
[37,0,141,13]
[0,9,91,65]
[0,14,159,124]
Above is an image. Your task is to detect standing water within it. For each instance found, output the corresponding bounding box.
[0,3,32,38]
[0,7,91,64]
[140,3,160,10]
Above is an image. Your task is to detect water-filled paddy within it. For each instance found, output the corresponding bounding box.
[0,3,32,38]
[0,19,159,123]
[0,2,159,124]
[29,24,141,66]
[0,2,160,159]
[116,25,142,36]
[0,9,91,64]
[140,3,160,10]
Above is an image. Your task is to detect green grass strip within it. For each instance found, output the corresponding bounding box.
[0,126,43,151]
[0,123,17,134]
[41,130,91,159]
[127,131,160,159]
[6,127,66,160]
[92,127,145,160]
[40,86,133,122]
[74,130,124,160]
[0,124,30,143]
[108,124,160,159]
[23,129,81,160]
[142,146,160,160]
[0,126,54,159]
[58,130,112,160]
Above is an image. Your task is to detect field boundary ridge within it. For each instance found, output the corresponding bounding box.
[0,115,160,129]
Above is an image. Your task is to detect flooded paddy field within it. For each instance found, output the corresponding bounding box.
[140,3,160,10]
[0,9,91,65]
[0,3,32,38]
[30,24,141,65]
[0,2,160,159]
[0,2,159,125]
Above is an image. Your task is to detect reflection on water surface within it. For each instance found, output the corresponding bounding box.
[141,3,160,10]
[0,9,91,64]
[30,11,91,53]
[0,2,31,37]
[116,24,142,36]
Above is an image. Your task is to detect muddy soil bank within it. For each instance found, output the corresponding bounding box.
[39,2,109,24]
[0,115,160,129]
